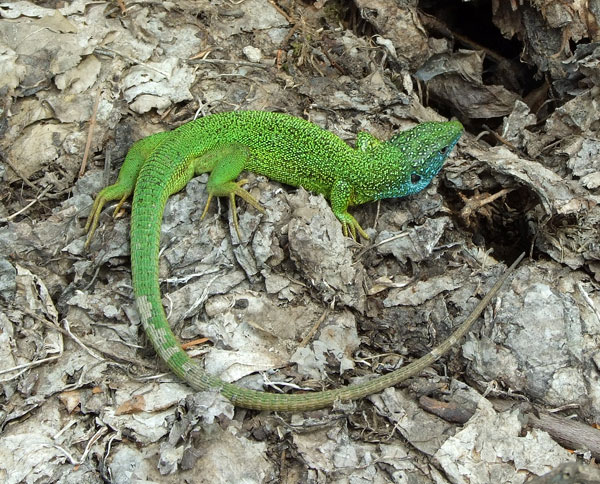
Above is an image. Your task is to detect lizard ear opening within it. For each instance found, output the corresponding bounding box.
[411,173,422,184]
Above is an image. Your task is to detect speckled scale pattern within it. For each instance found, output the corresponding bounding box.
[86,110,476,411]
[172,111,356,195]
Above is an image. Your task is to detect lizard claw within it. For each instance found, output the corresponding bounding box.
[200,193,214,221]
[339,213,369,241]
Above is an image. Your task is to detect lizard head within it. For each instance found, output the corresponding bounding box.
[367,120,463,200]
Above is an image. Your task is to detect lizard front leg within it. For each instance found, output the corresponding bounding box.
[330,179,369,240]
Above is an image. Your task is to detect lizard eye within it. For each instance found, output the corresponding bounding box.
[411,173,421,184]
[440,145,450,156]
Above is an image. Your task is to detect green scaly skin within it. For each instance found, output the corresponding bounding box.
[85,111,520,411]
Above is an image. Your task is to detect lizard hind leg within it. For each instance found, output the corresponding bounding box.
[195,144,266,236]
[84,130,172,248]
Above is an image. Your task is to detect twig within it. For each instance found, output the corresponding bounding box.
[529,412,600,459]
[268,0,294,23]
[79,426,108,464]
[354,231,409,260]
[299,305,331,347]
[188,58,267,69]
[79,89,102,177]
[3,157,37,190]
[63,319,104,361]
[116,0,127,14]
[181,337,210,350]
[25,309,149,369]
[0,185,53,223]
[577,281,600,325]
[0,354,62,378]
[459,187,515,220]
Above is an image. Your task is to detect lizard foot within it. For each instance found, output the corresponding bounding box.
[85,183,132,248]
[201,179,266,238]
[337,212,369,240]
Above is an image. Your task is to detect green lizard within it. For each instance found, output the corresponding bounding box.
[85,110,521,411]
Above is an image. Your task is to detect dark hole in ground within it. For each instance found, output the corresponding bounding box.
[441,181,534,263]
